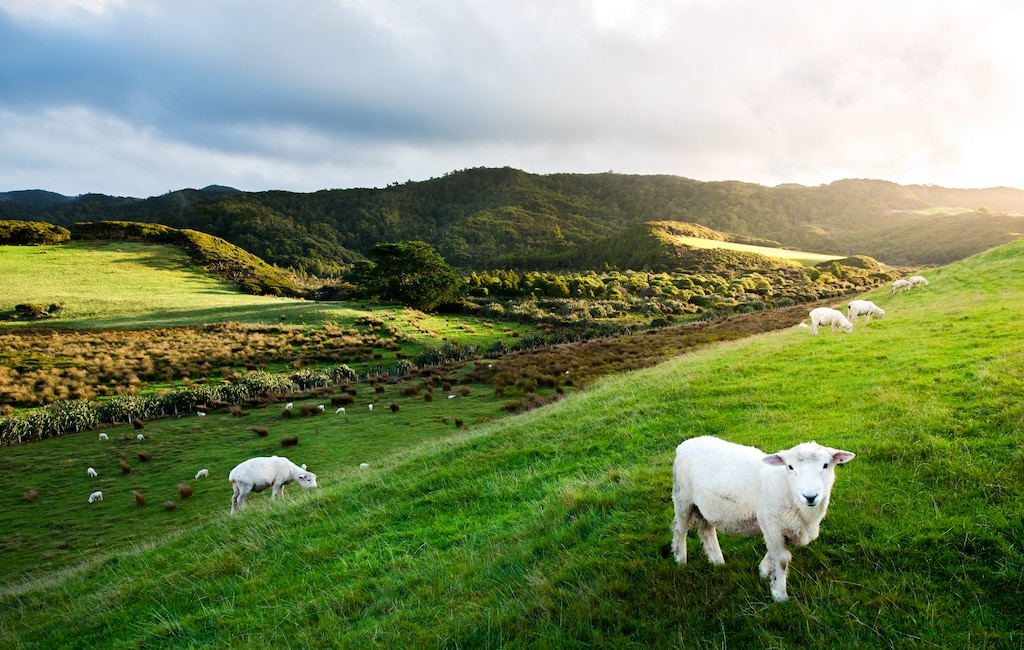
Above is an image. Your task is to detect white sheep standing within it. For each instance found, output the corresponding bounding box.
[891,279,912,294]
[98,432,108,441]
[808,307,853,335]
[907,275,929,288]
[88,490,103,503]
[195,468,209,479]
[228,455,318,514]
[847,300,885,323]
[671,436,856,602]
[335,406,346,414]
[87,467,97,478]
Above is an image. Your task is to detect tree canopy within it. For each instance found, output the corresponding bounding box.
[350,241,464,311]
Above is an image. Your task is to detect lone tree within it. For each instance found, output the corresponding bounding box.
[351,241,464,311]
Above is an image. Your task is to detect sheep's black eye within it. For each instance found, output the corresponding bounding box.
[823,463,829,469]
[787,464,794,471]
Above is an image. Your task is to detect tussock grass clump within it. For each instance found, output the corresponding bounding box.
[281,436,298,448]
[177,484,193,500]
[131,491,145,507]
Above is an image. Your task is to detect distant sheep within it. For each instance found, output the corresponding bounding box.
[137,433,145,441]
[808,307,853,335]
[335,406,346,414]
[847,300,885,323]
[87,467,97,478]
[368,403,373,411]
[98,433,108,441]
[671,436,856,602]
[891,279,912,294]
[907,275,929,287]
[228,455,318,514]
[89,490,103,504]
[359,463,369,469]
[197,411,207,417]
[195,468,209,479]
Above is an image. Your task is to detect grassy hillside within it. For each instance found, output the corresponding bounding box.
[5,168,1024,273]
[1,241,1023,647]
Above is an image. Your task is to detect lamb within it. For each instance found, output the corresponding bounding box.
[847,300,885,323]
[88,490,103,503]
[87,467,97,478]
[808,307,853,334]
[195,468,209,479]
[907,275,929,287]
[228,455,318,514]
[891,279,912,294]
[98,433,108,441]
[671,436,855,602]
[137,433,145,441]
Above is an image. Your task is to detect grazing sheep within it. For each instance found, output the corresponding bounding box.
[137,433,145,441]
[317,404,325,412]
[195,468,209,479]
[359,463,369,469]
[671,436,855,602]
[907,275,929,287]
[228,455,318,514]
[87,467,97,478]
[368,404,373,411]
[197,411,207,417]
[335,406,346,414]
[88,490,103,504]
[808,307,853,335]
[847,300,885,323]
[891,279,912,294]
[98,433,108,441]
[285,402,293,410]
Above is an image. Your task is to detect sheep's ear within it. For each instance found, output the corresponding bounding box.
[831,450,856,465]
[763,454,787,466]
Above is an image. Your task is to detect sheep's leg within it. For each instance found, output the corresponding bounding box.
[761,536,792,602]
[230,484,241,515]
[698,523,726,565]
[670,511,688,564]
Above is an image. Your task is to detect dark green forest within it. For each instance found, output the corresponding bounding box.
[4,168,1024,276]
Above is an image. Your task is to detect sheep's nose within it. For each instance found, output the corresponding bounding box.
[803,494,819,506]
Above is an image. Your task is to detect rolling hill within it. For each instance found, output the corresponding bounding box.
[3,168,1024,275]
[1,239,1022,647]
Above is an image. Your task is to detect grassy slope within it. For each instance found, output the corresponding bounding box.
[1,242,1023,647]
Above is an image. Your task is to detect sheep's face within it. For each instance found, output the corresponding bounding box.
[764,443,855,508]
[296,471,318,489]
[841,322,853,333]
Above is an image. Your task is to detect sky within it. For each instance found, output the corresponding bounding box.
[1,0,1023,198]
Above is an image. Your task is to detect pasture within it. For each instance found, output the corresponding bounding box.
[668,234,845,265]
[1,241,1023,647]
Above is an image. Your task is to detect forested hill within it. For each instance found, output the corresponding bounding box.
[3,168,1024,276]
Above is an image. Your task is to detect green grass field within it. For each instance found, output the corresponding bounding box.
[670,235,845,265]
[1,241,1023,647]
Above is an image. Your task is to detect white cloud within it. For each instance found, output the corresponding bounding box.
[1,0,1024,194]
